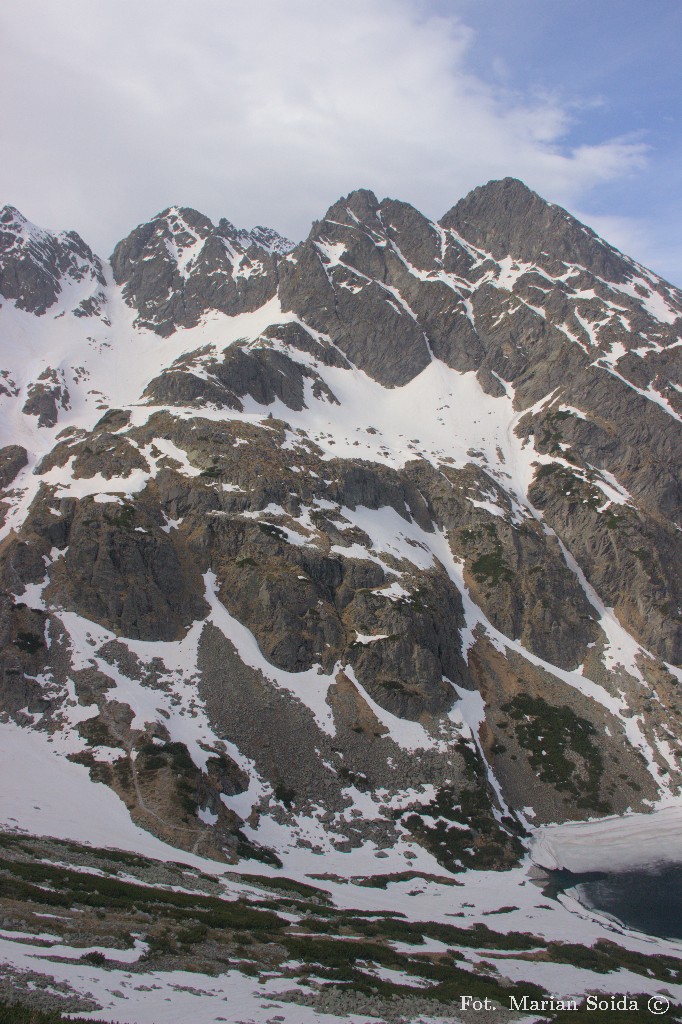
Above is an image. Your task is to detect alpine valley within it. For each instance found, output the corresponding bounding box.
[0,178,681,1023]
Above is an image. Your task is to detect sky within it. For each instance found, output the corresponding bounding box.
[2,0,681,284]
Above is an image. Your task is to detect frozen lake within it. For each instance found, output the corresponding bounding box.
[531,806,682,940]
[573,865,682,941]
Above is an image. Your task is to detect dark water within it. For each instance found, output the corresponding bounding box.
[545,865,682,941]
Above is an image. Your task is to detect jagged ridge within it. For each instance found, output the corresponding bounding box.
[0,179,680,883]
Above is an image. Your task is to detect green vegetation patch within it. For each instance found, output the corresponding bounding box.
[544,938,682,985]
[470,549,513,585]
[280,935,546,1008]
[395,742,525,872]
[0,1003,112,1024]
[0,853,282,932]
[273,782,296,807]
[502,694,609,812]
[2,832,680,1022]
[107,502,135,529]
[257,521,288,540]
[234,872,331,904]
[14,631,44,654]
[534,462,559,481]
[353,869,462,889]
[236,555,257,567]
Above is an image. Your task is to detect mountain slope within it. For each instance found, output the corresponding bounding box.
[0,181,680,884]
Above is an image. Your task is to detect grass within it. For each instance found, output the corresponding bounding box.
[470,547,513,585]
[77,716,118,748]
[135,739,204,818]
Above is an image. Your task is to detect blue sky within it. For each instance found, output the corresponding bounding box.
[458,0,682,279]
[2,0,681,284]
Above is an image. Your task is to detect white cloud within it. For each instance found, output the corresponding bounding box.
[0,0,651,256]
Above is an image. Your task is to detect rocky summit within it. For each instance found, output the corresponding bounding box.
[0,179,681,1022]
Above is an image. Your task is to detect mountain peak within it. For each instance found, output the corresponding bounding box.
[0,204,50,248]
[441,177,629,281]
[165,204,215,228]
[0,205,105,315]
[344,186,380,212]
[110,205,290,334]
[1,204,28,228]
[441,176,549,225]
[246,224,295,255]
[320,188,381,232]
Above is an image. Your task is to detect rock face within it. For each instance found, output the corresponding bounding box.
[442,176,630,279]
[0,179,680,872]
[0,445,27,489]
[0,205,106,316]
[111,206,294,334]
